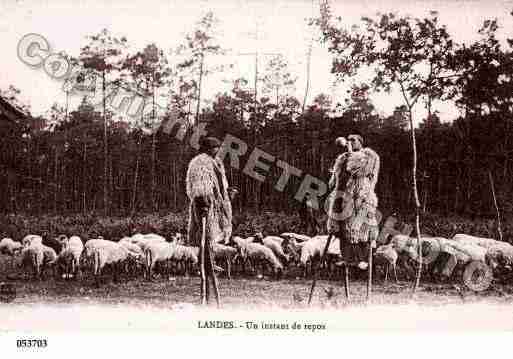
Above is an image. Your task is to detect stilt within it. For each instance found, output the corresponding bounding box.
[308,234,334,306]
[366,241,373,302]
[206,239,221,308]
[344,264,350,300]
[200,216,207,305]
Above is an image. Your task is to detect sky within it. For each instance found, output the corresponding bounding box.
[1,0,513,124]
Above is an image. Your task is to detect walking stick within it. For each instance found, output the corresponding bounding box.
[308,234,334,306]
[200,216,207,305]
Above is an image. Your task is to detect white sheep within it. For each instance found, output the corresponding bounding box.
[452,233,503,248]
[55,235,84,279]
[280,232,312,243]
[20,243,57,280]
[22,234,43,247]
[172,244,199,276]
[212,243,238,279]
[130,233,167,251]
[253,234,290,266]
[485,242,513,272]
[118,237,144,258]
[391,234,487,279]
[143,241,178,280]
[0,238,23,256]
[374,244,398,283]
[82,239,130,284]
[298,235,340,277]
[232,236,283,277]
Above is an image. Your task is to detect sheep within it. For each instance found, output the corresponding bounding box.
[232,236,283,277]
[170,232,185,244]
[117,238,146,278]
[118,237,144,258]
[172,244,199,276]
[252,233,290,266]
[22,234,43,247]
[281,237,305,266]
[42,234,64,255]
[143,241,178,280]
[20,243,57,280]
[82,239,131,284]
[452,234,503,248]
[374,244,398,283]
[0,238,22,256]
[485,243,513,273]
[391,235,488,279]
[130,233,167,251]
[280,232,311,243]
[55,236,84,279]
[212,243,238,279]
[298,235,340,278]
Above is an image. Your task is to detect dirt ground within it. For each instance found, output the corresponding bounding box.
[2,254,513,309]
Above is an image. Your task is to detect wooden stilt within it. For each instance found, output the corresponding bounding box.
[344,264,350,300]
[200,216,207,305]
[308,234,334,306]
[206,239,221,308]
[366,241,373,302]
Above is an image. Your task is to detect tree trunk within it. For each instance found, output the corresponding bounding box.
[302,42,312,113]
[83,142,87,213]
[488,170,503,241]
[409,109,423,294]
[195,54,204,126]
[151,83,157,212]
[54,147,59,213]
[102,70,109,217]
[131,127,142,218]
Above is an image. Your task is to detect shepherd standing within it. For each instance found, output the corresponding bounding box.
[186,136,233,306]
[326,134,380,296]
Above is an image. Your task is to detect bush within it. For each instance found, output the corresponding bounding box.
[0,211,511,244]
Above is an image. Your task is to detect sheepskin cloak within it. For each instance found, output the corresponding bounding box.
[326,147,380,244]
[186,153,233,246]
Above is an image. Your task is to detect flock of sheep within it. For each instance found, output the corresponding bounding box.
[1,230,513,289]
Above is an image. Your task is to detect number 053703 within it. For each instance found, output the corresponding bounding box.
[16,339,48,348]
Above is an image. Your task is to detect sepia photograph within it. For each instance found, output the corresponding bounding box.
[2,0,513,341]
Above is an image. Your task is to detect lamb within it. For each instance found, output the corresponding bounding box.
[55,235,84,279]
[232,236,283,277]
[20,243,57,280]
[0,238,23,256]
[22,234,43,247]
[212,243,238,279]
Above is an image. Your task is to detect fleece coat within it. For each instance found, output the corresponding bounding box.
[186,153,233,246]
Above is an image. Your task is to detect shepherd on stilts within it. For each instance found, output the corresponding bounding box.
[186,136,233,307]
[326,134,380,302]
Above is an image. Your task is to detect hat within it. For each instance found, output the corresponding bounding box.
[199,137,222,151]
